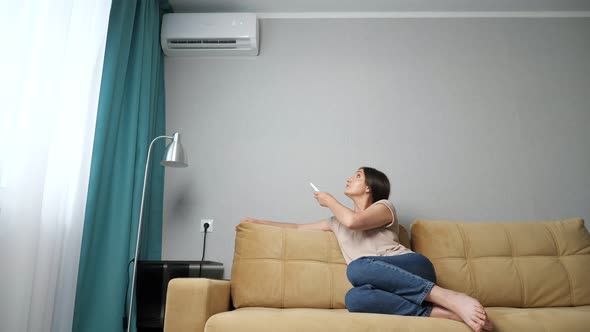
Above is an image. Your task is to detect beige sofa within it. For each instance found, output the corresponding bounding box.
[164,218,590,331]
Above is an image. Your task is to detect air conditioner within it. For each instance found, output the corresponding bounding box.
[161,13,259,56]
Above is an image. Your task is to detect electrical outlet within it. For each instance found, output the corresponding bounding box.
[200,219,214,233]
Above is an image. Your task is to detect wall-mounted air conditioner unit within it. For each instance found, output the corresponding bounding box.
[161,13,259,56]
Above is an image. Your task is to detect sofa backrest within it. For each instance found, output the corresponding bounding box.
[411,218,590,307]
[231,222,410,309]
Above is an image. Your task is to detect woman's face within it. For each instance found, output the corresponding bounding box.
[344,169,368,197]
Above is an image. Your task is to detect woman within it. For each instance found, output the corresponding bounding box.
[240,167,493,332]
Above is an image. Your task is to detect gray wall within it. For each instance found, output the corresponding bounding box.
[163,18,590,278]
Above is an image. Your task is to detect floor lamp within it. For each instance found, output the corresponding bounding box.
[127,132,188,332]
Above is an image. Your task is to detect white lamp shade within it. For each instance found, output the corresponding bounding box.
[161,132,188,167]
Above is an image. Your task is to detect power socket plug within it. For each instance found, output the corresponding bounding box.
[200,219,214,233]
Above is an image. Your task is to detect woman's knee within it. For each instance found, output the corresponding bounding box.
[417,254,437,283]
[345,285,371,313]
[404,254,437,284]
[346,258,368,286]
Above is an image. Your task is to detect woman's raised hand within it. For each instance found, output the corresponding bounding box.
[314,192,335,207]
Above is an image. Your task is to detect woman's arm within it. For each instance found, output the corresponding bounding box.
[314,193,393,231]
[240,218,331,231]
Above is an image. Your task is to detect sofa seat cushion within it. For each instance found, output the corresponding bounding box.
[486,305,590,331]
[205,306,590,332]
[205,307,472,332]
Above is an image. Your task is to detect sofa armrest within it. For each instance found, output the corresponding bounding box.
[163,278,231,332]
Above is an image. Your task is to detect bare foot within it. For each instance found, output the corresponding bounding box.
[446,291,488,332]
[430,305,462,322]
[430,305,494,331]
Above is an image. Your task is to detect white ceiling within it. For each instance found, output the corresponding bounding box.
[170,0,590,14]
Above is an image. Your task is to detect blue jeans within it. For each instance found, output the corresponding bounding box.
[345,253,437,317]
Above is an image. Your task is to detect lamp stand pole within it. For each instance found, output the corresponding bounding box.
[127,135,172,332]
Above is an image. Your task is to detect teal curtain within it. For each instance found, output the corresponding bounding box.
[73,0,170,331]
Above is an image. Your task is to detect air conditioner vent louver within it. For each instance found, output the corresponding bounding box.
[167,38,245,50]
[169,39,238,45]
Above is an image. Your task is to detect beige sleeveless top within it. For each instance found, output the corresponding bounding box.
[327,199,412,264]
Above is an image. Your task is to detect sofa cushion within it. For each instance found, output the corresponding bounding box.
[204,306,590,332]
[486,305,590,331]
[231,222,410,309]
[411,218,590,307]
[205,308,472,332]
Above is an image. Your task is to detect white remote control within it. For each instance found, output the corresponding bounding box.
[310,182,320,192]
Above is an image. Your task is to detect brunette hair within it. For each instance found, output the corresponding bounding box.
[360,167,390,203]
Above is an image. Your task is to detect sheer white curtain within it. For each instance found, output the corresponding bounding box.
[0,1,111,331]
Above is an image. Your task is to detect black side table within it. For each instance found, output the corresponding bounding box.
[136,260,224,332]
